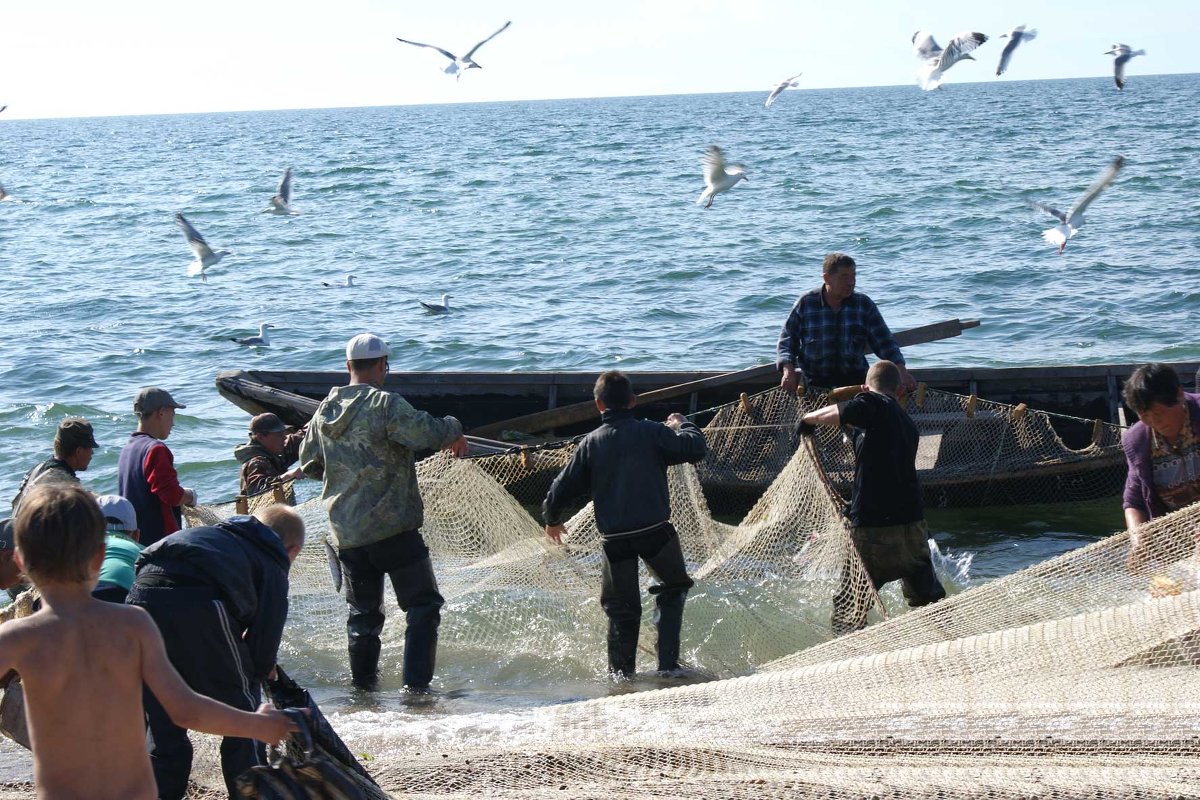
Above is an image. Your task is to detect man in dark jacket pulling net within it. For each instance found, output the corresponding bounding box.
[127,505,305,800]
[543,371,708,678]
[798,359,945,634]
[234,413,306,496]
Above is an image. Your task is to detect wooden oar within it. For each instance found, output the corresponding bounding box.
[467,318,980,437]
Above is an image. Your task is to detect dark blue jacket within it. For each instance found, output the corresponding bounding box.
[134,516,290,681]
[543,409,707,537]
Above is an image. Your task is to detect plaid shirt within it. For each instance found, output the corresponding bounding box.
[775,287,904,379]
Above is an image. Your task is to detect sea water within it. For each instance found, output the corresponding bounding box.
[0,75,1197,744]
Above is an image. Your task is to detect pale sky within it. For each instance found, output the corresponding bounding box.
[2,0,1197,119]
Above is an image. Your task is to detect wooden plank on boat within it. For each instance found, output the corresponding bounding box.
[467,318,981,437]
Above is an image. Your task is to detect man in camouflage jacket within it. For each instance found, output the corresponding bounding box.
[299,333,468,690]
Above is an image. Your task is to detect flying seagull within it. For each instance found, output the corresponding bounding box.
[0,106,6,114]
[914,30,987,90]
[420,294,452,313]
[996,25,1037,76]
[1031,155,1125,254]
[267,168,295,214]
[231,323,275,347]
[322,274,357,288]
[764,73,802,108]
[696,146,748,209]
[176,213,231,282]
[1105,44,1146,90]
[395,21,512,80]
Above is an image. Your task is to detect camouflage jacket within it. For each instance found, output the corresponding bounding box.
[234,429,305,496]
[299,384,462,549]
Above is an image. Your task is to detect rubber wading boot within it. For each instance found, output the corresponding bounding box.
[348,637,381,690]
[653,592,686,673]
[402,603,440,689]
[607,620,640,678]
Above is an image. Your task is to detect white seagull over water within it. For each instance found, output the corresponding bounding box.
[697,146,748,209]
[913,30,988,90]
[996,25,1037,76]
[267,168,296,214]
[231,324,275,347]
[1031,155,1125,255]
[176,213,232,282]
[764,73,802,108]
[322,274,357,288]
[1105,44,1146,90]
[395,21,512,80]
[420,294,452,313]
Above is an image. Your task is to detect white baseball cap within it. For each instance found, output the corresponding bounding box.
[346,333,390,361]
[96,495,138,533]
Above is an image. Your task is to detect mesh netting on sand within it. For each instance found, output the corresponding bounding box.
[168,387,1198,798]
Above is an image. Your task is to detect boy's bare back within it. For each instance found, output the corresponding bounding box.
[0,596,161,799]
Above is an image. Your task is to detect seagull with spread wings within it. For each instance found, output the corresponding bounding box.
[696,146,748,210]
[396,21,512,80]
[913,30,988,90]
[176,213,231,282]
[1031,156,1125,254]
[996,25,1037,76]
[267,168,296,214]
[1105,44,1146,90]
[765,73,802,108]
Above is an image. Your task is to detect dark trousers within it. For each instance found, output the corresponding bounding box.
[339,530,445,689]
[807,369,868,391]
[128,585,263,800]
[832,520,947,635]
[599,523,694,676]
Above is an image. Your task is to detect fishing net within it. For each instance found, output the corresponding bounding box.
[162,386,1171,798]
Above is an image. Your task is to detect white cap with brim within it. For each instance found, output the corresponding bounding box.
[346,333,390,361]
[95,495,138,533]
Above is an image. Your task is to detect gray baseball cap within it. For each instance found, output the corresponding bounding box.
[133,387,186,417]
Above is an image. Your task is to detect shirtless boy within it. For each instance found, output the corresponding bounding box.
[0,484,294,800]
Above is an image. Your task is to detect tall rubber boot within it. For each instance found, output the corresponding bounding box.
[348,636,381,690]
[652,589,687,672]
[402,603,441,689]
[607,619,640,678]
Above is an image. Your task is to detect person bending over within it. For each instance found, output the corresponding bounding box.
[543,370,708,678]
[1,484,294,800]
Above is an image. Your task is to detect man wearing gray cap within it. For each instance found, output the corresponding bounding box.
[11,418,99,512]
[118,388,197,548]
[234,413,307,496]
[300,333,469,690]
[0,519,23,593]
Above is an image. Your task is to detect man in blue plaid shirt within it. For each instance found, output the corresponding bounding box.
[777,253,917,393]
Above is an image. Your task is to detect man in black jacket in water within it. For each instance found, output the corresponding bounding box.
[127,505,305,800]
[543,371,707,679]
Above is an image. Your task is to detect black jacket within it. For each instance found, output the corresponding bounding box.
[543,408,707,536]
[134,516,290,681]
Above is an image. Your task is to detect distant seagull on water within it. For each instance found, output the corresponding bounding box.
[231,324,274,347]
[267,168,296,214]
[996,25,1037,76]
[396,21,512,80]
[322,274,357,288]
[1031,155,1124,255]
[697,146,747,210]
[764,73,802,108]
[1105,44,1146,90]
[420,294,452,313]
[176,213,231,282]
[913,30,987,90]
[0,183,7,201]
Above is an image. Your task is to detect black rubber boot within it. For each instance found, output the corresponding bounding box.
[402,603,441,689]
[607,619,640,678]
[348,636,381,690]
[652,589,687,672]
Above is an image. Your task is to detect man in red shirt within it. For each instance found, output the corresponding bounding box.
[118,388,197,547]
